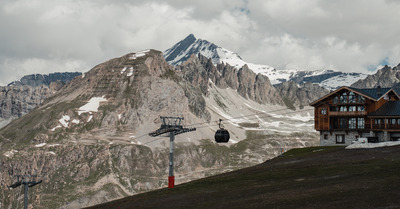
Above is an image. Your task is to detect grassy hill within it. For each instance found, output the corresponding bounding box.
[86,145,400,209]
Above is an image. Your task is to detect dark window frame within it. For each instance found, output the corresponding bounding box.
[349,118,356,129]
[358,118,365,129]
[336,134,345,144]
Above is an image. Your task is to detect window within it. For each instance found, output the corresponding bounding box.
[340,118,347,129]
[349,92,356,103]
[336,135,345,144]
[357,106,365,111]
[391,119,396,125]
[375,119,381,125]
[398,119,400,125]
[348,106,356,111]
[349,118,356,129]
[321,108,327,115]
[384,95,389,100]
[333,118,339,129]
[340,92,347,103]
[340,106,347,112]
[333,96,339,104]
[357,95,365,103]
[358,118,365,129]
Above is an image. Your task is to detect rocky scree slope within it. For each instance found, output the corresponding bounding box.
[275,81,330,110]
[178,54,283,105]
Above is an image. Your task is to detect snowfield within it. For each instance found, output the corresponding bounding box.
[78,96,107,115]
[346,141,400,149]
[59,115,70,128]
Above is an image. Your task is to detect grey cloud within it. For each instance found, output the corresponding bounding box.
[1,0,400,85]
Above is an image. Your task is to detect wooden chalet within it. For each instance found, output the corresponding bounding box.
[310,86,400,145]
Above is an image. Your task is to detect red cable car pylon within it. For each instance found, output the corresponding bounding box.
[149,116,196,188]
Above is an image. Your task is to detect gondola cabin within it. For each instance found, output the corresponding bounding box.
[215,119,230,143]
[215,129,230,143]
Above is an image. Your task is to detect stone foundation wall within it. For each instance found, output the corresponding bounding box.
[320,131,368,146]
[320,130,400,145]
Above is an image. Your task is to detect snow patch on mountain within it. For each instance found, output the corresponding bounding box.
[121,67,127,74]
[72,119,80,124]
[127,67,134,77]
[59,115,70,128]
[51,125,62,131]
[320,73,368,90]
[35,143,47,148]
[4,149,18,158]
[78,96,107,115]
[130,49,150,60]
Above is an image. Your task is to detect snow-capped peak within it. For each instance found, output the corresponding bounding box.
[164,34,243,67]
[164,34,368,90]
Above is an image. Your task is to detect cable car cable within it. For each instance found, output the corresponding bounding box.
[134,107,313,145]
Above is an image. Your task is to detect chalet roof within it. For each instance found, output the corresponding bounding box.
[310,86,399,106]
[368,101,400,117]
[347,87,392,100]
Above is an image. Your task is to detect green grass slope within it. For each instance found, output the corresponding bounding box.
[86,145,400,209]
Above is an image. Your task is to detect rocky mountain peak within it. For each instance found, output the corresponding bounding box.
[164,35,368,90]
[178,53,283,105]
[164,34,242,67]
[0,72,82,128]
[275,80,330,109]
[164,34,197,65]
[1,49,214,146]
[351,64,400,88]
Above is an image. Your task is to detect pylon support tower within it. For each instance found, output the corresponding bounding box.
[9,174,42,209]
[149,116,196,188]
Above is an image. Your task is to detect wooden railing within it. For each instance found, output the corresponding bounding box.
[329,111,367,117]
[372,124,400,130]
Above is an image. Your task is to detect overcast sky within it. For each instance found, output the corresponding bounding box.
[1,0,400,85]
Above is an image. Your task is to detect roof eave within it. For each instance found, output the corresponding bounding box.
[309,86,377,106]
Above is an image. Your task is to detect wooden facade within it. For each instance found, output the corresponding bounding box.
[310,86,400,145]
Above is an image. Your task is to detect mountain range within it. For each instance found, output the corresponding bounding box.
[0,34,399,208]
[0,72,81,128]
[164,34,368,90]
[0,47,320,208]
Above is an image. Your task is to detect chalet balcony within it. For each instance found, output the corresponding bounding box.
[329,111,367,117]
[371,124,400,130]
[329,128,367,131]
